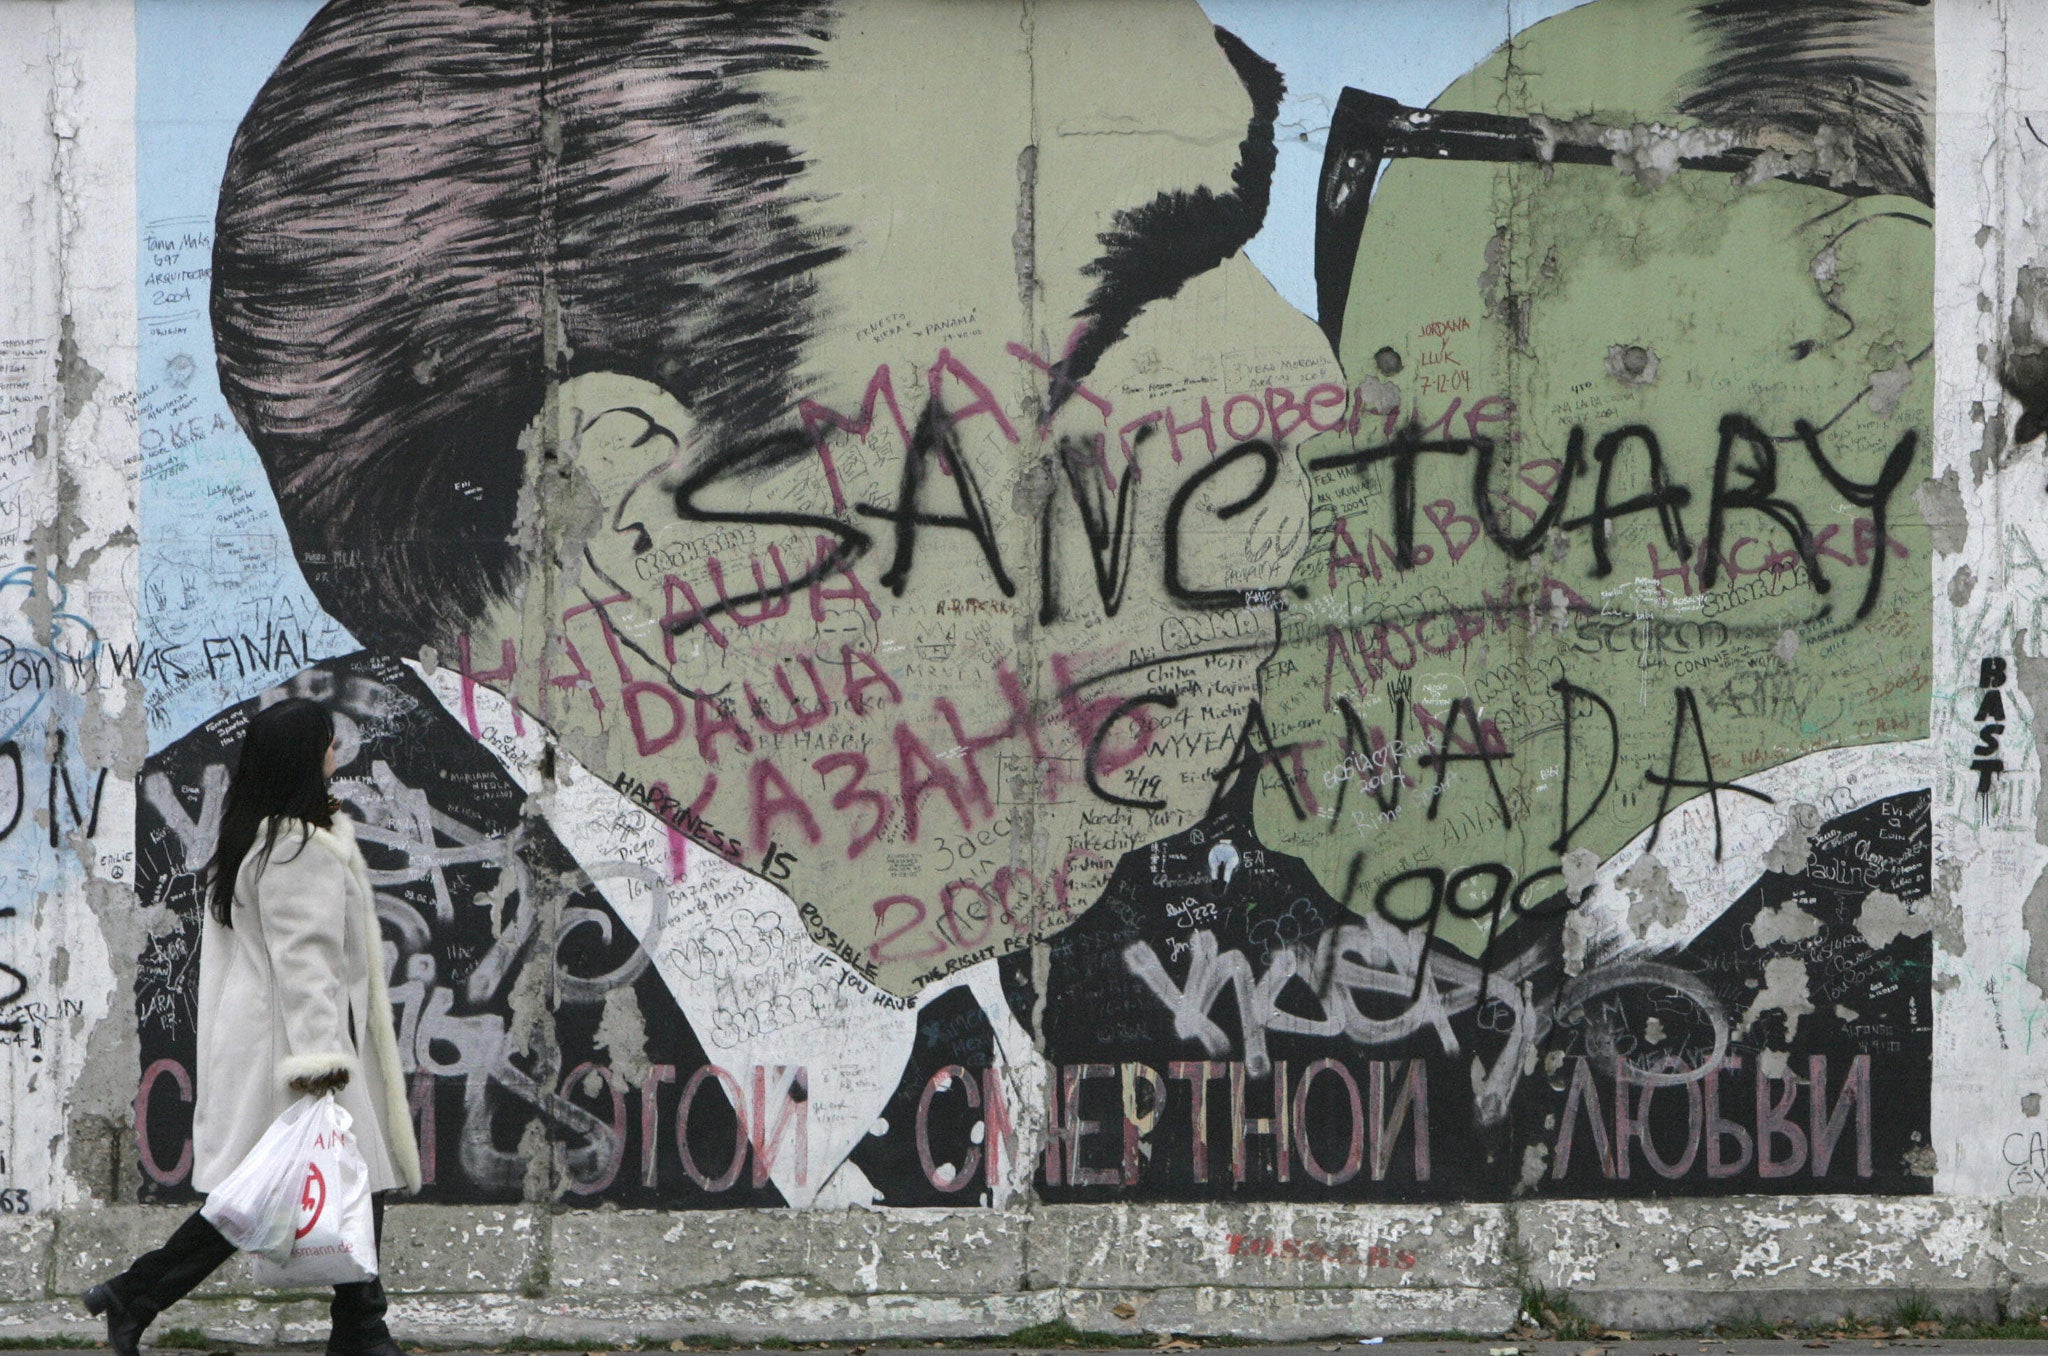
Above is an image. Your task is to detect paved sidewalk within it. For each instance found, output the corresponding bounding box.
[22,1343,2048,1356]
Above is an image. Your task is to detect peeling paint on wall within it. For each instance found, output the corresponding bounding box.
[22,0,2045,1237]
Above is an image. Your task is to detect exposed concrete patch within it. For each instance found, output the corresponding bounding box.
[1949,563,1977,607]
[1604,343,1658,386]
[60,1114,123,1203]
[1561,904,1594,977]
[1012,142,1038,314]
[1928,858,1966,958]
[1560,847,1600,905]
[1738,956,1814,1042]
[1750,899,1822,950]
[55,314,102,421]
[1518,1141,1551,1195]
[1353,374,1400,414]
[1855,889,1931,950]
[1762,803,1822,876]
[1975,405,2010,485]
[1528,114,1736,189]
[1913,470,1966,555]
[1733,121,1866,193]
[1621,853,1687,935]
[592,983,652,1089]
[68,876,148,1200]
[1865,355,1915,419]
[1812,242,1840,297]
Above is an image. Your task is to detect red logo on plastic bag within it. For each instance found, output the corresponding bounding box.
[295,1163,327,1239]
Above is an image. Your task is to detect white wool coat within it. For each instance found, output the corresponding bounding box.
[191,813,421,1195]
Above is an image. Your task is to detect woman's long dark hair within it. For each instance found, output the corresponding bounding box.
[205,697,337,925]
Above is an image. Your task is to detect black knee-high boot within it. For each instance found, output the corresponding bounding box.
[84,1209,238,1356]
[326,1193,395,1356]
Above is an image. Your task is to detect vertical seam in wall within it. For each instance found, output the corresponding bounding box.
[41,1213,59,1300]
[1500,1196,1529,1305]
[1990,1196,2013,1317]
[1018,1200,1036,1292]
[532,0,568,1211]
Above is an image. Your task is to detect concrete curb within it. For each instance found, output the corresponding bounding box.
[0,1197,2033,1343]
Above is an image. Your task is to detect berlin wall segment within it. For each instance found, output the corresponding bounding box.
[5,0,2031,1342]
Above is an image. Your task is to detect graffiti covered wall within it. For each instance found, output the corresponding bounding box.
[9,0,2038,1269]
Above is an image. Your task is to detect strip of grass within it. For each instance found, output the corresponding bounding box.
[1515,1285,1602,1342]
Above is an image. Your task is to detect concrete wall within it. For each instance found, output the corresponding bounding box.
[0,0,2040,1339]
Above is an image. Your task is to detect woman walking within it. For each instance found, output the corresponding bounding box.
[86,697,420,1356]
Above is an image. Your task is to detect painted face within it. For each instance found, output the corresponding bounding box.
[478,1,1346,989]
[1250,0,1934,958]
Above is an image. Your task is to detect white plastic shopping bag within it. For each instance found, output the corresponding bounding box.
[198,1093,325,1259]
[248,1097,377,1286]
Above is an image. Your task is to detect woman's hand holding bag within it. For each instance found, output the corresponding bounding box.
[288,1067,350,1097]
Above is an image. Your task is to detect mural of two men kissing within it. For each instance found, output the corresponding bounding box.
[135,0,1936,1208]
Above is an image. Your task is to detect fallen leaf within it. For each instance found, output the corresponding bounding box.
[1154,1341,1201,1353]
[1112,1302,1138,1321]
[1604,1332,1635,1342]
[1805,1344,1830,1349]
[852,1348,868,1355]
[669,1345,690,1354]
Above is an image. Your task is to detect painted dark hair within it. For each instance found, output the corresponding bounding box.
[211,0,844,654]
[205,697,336,926]
[1680,0,1932,206]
